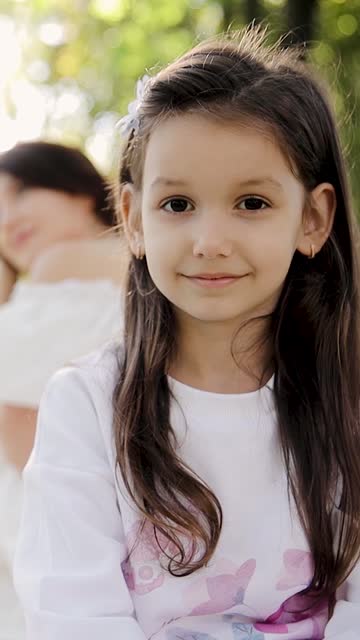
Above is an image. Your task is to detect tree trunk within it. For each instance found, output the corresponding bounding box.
[222,0,263,30]
[222,0,236,30]
[245,0,263,25]
[285,0,319,47]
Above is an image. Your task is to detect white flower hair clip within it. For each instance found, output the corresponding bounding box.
[117,74,151,136]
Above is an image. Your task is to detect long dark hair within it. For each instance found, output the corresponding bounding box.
[113,28,360,600]
[0,141,115,226]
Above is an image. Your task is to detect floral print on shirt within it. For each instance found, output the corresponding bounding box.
[122,519,170,595]
[165,624,264,640]
[254,549,328,638]
[189,559,256,616]
[276,549,313,590]
[165,630,217,640]
[122,520,328,640]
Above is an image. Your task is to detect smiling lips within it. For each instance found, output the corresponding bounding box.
[184,273,244,288]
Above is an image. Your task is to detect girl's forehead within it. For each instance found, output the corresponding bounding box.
[142,113,295,188]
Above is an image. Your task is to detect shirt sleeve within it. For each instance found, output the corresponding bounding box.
[13,365,146,640]
[323,557,360,639]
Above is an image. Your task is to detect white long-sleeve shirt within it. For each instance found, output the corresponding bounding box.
[13,343,360,639]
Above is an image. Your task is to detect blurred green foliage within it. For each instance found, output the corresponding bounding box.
[2,0,360,207]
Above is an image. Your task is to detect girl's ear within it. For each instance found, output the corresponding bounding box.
[297,182,336,258]
[120,184,145,259]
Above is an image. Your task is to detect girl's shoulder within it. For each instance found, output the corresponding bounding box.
[66,339,124,408]
[74,338,122,377]
[31,341,124,468]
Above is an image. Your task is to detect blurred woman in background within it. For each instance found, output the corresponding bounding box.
[0,141,126,638]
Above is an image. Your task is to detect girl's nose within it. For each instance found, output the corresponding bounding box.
[192,223,232,259]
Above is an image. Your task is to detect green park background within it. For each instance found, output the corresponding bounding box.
[2,0,360,206]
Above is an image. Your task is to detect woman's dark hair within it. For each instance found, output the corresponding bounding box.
[113,27,360,608]
[0,141,115,226]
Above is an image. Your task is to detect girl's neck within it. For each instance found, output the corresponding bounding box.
[169,314,273,394]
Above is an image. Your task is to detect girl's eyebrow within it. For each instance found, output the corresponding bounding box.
[150,176,284,191]
[236,177,284,191]
[150,177,188,189]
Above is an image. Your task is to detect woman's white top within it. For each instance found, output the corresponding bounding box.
[13,343,360,640]
[0,278,123,407]
[0,279,123,639]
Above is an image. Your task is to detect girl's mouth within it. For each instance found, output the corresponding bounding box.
[184,273,243,288]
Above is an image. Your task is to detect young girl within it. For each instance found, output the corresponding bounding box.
[13,29,360,639]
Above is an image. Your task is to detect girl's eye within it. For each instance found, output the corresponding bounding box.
[238,197,268,211]
[162,198,192,214]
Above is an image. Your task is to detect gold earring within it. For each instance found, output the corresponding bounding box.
[308,244,316,259]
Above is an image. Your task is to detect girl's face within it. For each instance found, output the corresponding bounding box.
[0,173,103,273]
[124,113,333,332]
